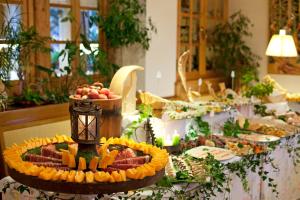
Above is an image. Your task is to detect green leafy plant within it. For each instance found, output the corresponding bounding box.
[284,135,300,169]
[123,104,153,139]
[36,40,80,104]
[13,87,45,106]
[210,11,260,89]
[244,82,274,99]
[223,118,250,137]
[0,13,20,85]
[253,104,275,117]
[92,0,156,50]
[0,12,49,89]
[186,117,211,141]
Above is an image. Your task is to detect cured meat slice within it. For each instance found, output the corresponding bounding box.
[109,163,142,170]
[24,154,62,163]
[115,148,136,160]
[101,167,120,173]
[41,145,62,159]
[32,162,69,170]
[113,155,150,165]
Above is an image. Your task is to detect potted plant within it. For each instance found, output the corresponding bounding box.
[209,11,260,91]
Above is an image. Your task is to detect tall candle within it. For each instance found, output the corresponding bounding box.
[231,70,235,78]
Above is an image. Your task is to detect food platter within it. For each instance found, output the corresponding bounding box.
[4,135,168,195]
[238,133,280,143]
[8,167,165,194]
[185,146,235,161]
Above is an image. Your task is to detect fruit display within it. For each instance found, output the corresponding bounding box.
[70,82,120,100]
[3,135,168,184]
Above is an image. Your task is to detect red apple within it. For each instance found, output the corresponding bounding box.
[76,88,83,95]
[82,87,90,95]
[99,94,108,99]
[99,88,110,96]
[88,93,101,99]
[88,89,101,99]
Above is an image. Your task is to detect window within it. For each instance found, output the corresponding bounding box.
[50,0,72,76]
[79,0,99,74]
[48,0,101,76]
[0,2,23,80]
[0,0,104,83]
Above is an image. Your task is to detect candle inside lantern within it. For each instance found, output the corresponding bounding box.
[78,115,96,140]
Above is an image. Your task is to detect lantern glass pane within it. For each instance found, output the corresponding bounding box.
[78,115,86,139]
[88,116,96,140]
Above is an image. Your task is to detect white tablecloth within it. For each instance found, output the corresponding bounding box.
[1,138,300,200]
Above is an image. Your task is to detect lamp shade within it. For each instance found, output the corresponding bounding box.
[266,29,298,57]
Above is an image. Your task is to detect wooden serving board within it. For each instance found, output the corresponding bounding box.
[8,167,164,194]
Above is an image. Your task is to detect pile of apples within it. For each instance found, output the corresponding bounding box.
[70,82,120,100]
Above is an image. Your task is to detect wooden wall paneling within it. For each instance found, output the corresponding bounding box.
[25,0,37,84]
[71,0,80,74]
[99,0,107,51]
[34,0,51,72]
[223,0,229,21]
[199,0,206,76]
[188,0,193,72]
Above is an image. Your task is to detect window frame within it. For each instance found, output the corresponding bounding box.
[0,0,107,95]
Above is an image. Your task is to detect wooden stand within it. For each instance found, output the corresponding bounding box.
[8,167,165,194]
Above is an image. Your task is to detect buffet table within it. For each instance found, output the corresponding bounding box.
[2,99,300,200]
[1,137,299,200]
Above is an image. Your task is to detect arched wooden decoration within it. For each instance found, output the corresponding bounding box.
[110,65,144,114]
[177,50,200,102]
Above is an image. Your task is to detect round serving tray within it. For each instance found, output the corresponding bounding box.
[8,167,165,194]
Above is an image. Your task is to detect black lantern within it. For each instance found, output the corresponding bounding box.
[69,101,102,154]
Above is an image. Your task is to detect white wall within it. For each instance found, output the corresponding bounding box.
[229,0,269,80]
[3,120,70,148]
[229,0,300,93]
[145,0,177,97]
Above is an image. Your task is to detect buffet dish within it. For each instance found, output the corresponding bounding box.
[3,135,168,194]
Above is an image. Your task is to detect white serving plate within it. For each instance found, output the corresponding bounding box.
[238,133,280,143]
[185,146,235,161]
